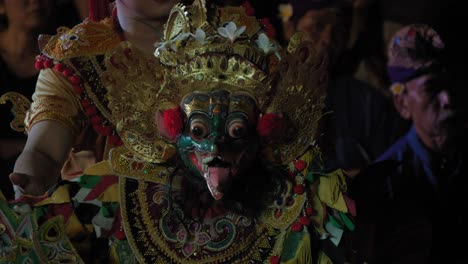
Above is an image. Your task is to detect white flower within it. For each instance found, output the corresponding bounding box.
[217,22,246,43]
[169,32,191,51]
[256,33,281,60]
[192,28,208,44]
[154,41,169,57]
[153,32,191,56]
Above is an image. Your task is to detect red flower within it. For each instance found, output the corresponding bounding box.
[293,185,305,195]
[291,222,303,232]
[294,160,307,171]
[260,18,277,38]
[256,113,284,142]
[270,256,280,264]
[299,216,311,226]
[163,106,184,139]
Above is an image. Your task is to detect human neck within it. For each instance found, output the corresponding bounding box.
[116,3,167,55]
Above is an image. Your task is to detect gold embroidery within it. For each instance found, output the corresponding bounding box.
[109,147,171,183]
[25,96,85,135]
[43,18,121,60]
[0,92,31,132]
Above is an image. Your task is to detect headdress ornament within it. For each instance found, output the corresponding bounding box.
[103,0,328,164]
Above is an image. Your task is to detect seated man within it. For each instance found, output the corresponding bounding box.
[355,24,468,263]
[0,1,355,263]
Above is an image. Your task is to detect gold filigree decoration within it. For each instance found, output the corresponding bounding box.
[164,3,192,40]
[166,54,272,109]
[108,146,172,183]
[42,18,121,60]
[157,0,276,68]
[0,92,31,132]
[102,42,176,163]
[119,176,282,263]
[260,181,306,230]
[269,42,328,163]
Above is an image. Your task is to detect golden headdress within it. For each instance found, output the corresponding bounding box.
[103,0,328,164]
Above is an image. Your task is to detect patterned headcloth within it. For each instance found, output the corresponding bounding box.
[387,24,445,85]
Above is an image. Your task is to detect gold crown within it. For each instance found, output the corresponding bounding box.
[103,0,328,165]
[156,1,274,68]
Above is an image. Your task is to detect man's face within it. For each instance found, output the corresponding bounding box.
[176,90,258,200]
[1,0,52,30]
[296,8,348,65]
[403,74,459,152]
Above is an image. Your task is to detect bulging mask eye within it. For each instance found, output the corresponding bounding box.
[190,118,209,139]
[227,119,248,139]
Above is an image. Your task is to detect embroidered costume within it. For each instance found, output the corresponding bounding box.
[0,1,355,263]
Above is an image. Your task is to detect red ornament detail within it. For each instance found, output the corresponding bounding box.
[62,68,74,77]
[163,106,184,139]
[274,208,282,218]
[108,135,123,146]
[54,63,65,72]
[34,60,44,70]
[81,99,91,108]
[306,207,314,216]
[85,106,97,116]
[69,75,81,85]
[266,27,277,38]
[241,1,255,16]
[131,162,144,171]
[42,59,54,68]
[291,222,303,232]
[294,160,307,171]
[73,85,84,95]
[294,185,304,195]
[91,115,104,125]
[270,256,280,264]
[98,125,112,136]
[114,225,126,240]
[260,18,277,38]
[260,18,270,26]
[256,113,283,141]
[299,216,311,226]
[408,29,416,37]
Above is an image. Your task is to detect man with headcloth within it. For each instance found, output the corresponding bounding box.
[354,24,468,263]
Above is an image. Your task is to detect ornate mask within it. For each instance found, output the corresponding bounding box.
[176,90,259,200]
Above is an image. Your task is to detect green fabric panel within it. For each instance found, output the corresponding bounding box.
[327,214,343,229]
[339,212,355,231]
[79,175,102,189]
[281,231,305,262]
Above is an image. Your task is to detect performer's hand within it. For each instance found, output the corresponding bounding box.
[9,172,55,198]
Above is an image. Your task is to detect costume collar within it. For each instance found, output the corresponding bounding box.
[407,126,433,167]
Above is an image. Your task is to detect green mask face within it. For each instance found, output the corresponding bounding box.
[177,90,259,200]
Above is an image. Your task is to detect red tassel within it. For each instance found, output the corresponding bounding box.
[88,0,110,22]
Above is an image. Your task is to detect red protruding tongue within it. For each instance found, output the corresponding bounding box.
[205,167,230,200]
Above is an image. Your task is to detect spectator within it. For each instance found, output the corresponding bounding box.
[354,24,468,263]
[287,0,408,171]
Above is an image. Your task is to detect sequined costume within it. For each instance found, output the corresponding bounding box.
[0,1,355,263]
